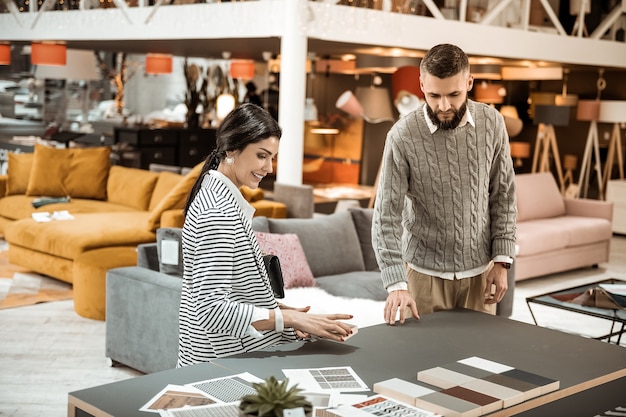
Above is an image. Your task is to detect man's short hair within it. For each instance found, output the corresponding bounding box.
[420,44,470,79]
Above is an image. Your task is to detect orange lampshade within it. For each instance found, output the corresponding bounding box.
[509,141,530,159]
[576,100,600,121]
[145,54,173,74]
[0,44,10,65]
[474,82,505,104]
[230,59,255,80]
[31,42,66,66]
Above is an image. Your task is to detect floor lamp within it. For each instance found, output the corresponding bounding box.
[598,100,626,192]
[575,100,604,199]
[532,104,569,193]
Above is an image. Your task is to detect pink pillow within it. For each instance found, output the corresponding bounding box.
[255,232,317,289]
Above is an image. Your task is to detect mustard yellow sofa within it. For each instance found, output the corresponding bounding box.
[0,144,286,320]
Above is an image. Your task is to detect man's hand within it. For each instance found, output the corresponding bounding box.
[484,264,508,304]
[384,290,419,325]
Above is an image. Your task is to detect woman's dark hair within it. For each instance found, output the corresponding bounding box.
[184,103,282,214]
[420,43,470,79]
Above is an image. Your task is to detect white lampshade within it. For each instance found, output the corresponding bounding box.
[355,86,394,123]
[216,93,236,121]
[304,97,318,122]
[336,90,363,118]
[395,90,421,117]
[34,49,100,80]
[598,100,626,123]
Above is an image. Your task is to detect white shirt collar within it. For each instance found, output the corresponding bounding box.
[208,170,256,220]
[423,102,475,134]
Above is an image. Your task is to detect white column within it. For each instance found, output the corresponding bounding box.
[276,0,307,186]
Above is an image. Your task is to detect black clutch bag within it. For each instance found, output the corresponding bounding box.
[263,254,285,299]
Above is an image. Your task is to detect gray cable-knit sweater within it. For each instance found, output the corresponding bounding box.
[372,100,517,289]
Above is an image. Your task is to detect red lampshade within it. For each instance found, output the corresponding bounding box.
[31,42,66,66]
[0,44,10,65]
[230,59,255,80]
[145,54,173,74]
[392,66,424,101]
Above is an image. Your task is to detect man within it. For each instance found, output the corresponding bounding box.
[372,43,517,325]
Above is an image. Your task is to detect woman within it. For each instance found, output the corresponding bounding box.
[177,103,353,367]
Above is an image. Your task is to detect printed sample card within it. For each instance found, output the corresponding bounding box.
[140,384,216,413]
[317,394,441,417]
[186,372,263,403]
[282,366,368,392]
[159,401,240,417]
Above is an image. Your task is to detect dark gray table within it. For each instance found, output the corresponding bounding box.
[68,310,626,417]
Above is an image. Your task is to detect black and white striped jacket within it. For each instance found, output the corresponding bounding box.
[177,171,296,367]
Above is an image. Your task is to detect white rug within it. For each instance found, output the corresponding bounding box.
[281,287,386,329]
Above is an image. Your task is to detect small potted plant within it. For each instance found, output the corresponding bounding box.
[239,376,313,417]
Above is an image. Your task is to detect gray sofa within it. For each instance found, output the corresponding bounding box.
[105,208,386,374]
[105,207,514,374]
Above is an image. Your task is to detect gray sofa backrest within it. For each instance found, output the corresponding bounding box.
[142,207,380,278]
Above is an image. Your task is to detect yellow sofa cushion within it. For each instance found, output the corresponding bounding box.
[146,162,203,231]
[149,171,184,211]
[24,144,111,200]
[240,185,265,202]
[107,165,159,211]
[65,147,111,200]
[6,153,34,196]
[26,144,68,197]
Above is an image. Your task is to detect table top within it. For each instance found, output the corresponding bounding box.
[526,278,626,321]
[68,310,626,417]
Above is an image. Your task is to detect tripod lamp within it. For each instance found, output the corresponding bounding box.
[598,100,626,192]
[532,104,570,193]
[575,100,603,199]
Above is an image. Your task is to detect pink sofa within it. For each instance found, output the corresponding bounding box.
[514,172,613,281]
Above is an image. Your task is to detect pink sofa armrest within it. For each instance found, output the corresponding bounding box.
[564,198,613,221]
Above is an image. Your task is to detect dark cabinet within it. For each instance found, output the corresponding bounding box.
[114,127,216,169]
[178,129,216,168]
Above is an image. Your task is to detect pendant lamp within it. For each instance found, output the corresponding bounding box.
[229,60,255,80]
[0,44,10,65]
[145,54,173,74]
[31,42,67,66]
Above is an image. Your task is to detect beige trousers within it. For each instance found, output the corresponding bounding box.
[406,265,496,316]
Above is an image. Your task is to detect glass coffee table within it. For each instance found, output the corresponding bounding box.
[526,278,626,345]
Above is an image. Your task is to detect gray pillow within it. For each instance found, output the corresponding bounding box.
[348,207,379,271]
[267,211,365,277]
[156,228,184,277]
[251,216,270,233]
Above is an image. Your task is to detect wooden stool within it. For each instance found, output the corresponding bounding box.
[73,247,138,320]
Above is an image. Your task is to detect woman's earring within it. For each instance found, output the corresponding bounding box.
[225,156,234,165]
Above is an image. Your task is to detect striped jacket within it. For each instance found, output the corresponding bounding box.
[177,172,296,367]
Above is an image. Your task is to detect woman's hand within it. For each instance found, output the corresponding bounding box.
[282,310,354,342]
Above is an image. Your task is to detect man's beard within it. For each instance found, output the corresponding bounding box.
[426,100,467,130]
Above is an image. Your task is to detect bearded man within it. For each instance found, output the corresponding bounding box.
[372,43,517,324]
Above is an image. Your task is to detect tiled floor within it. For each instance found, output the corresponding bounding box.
[0,236,625,417]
